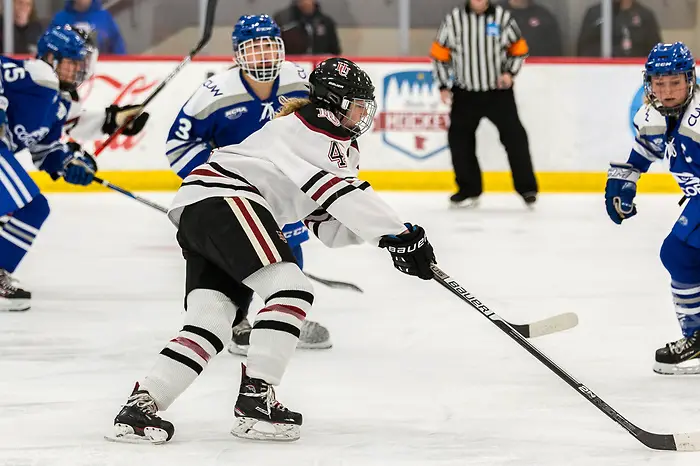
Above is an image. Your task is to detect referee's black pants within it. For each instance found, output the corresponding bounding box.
[448,87,538,198]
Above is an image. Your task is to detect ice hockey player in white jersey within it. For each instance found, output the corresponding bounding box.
[110,57,437,443]
[164,15,330,355]
[62,27,149,147]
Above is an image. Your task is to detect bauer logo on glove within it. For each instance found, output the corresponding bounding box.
[383,236,428,255]
[379,224,436,280]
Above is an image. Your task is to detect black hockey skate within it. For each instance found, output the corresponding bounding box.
[228,317,252,355]
[231,364,302,441]
[228,317,331,356]
[449,192,480,209]
[653,330,700,375]
[522,192,537,209]
[0,269,30,312]
[109,383,174,444]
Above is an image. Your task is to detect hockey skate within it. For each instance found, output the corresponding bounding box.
[228,317,332,355]
[0,269,30,312]
[653,330,700,375]
[231,364,302,441]
[107,383,174,444]
[522,192,537,209]
[449,192,480,209]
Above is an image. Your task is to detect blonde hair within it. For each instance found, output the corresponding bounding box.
[275,98,312,118]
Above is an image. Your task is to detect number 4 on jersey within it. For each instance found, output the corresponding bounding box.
[328,141,348,168]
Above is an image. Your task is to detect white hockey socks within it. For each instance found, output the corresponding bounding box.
[242,262,314,385]
[139,289,236,410]
[672,281,700,336]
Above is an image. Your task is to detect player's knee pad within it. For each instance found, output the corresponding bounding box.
[12,193,50,229]
[182,289,237,356]
[660,233,700,283]
[243,261,314,308]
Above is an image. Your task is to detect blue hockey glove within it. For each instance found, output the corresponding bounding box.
[62,144,97,186]
[605,162,640,224]
[378,223,436,280]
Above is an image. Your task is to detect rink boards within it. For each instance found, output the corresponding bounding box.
[23,56,681,193]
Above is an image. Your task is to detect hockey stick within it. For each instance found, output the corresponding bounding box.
[304,272,363,293]
[431,264,700,451]
[92,0,218,158]
[92,175,168,213]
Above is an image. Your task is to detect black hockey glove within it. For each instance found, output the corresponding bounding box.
[102,104,149,136]
[378,224,435,280]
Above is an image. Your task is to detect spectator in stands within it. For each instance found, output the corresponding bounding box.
[49,0,125,55]
[0,0,44,54]
[273,0,341,55]
[577,0,661,57]
[504,0,562,57]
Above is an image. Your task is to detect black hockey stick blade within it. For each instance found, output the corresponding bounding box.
[304,272,364,293]
[431,264,700,451]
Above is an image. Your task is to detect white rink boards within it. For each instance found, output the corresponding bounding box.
[1,192,699,466]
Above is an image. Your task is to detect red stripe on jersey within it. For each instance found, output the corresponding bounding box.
[311,176,343,201]
[232,197,278,264]
[258,304,307,321]
[189,168,222,178]
[171,336,211,362]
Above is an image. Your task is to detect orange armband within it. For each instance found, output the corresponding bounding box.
[430,42,451,62]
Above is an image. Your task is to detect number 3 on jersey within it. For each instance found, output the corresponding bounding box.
[328,141,347,168]
[175,117,192,139]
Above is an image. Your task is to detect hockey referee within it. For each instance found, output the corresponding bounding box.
[431,0,538,208]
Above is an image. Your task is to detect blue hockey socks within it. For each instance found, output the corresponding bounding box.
[0,194,50,272]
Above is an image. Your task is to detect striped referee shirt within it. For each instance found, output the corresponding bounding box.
[430,3,529,92]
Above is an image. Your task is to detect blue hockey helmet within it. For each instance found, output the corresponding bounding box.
[37,25,89,91]
[232,15,285,83]
[644,42,696,116]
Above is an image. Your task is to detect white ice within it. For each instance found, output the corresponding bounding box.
[1,191,700,466]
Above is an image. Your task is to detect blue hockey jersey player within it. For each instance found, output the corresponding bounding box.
[165,15,331,353]
[606,41,700,375]
[0,25,96,312]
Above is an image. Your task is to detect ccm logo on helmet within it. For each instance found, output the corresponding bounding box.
[385,237,427,254]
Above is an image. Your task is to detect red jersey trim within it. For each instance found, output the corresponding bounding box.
[294,111,351,141]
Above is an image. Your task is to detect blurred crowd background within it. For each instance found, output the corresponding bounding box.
[0,0,695,58]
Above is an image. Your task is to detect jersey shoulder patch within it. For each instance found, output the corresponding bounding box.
[633,103,665,137]
[294,103,352,141]
[679,93,700,143]
[22,59,60,91]
[183,67,253,120]
[277,61,309,96]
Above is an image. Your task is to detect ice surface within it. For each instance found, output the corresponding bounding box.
[1,192,699,465]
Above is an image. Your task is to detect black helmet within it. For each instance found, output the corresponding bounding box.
[309,57,376,137]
